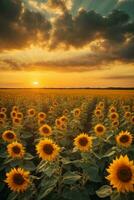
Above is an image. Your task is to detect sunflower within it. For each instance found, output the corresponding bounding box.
[95,106,102,111]
[60,115,68,123]
[7,142,25,159]
[94,109,102,117]
[10,111,17,118]
[0,112,6,120]
[124,112,131,120]
[1,107,7,113]
[109,106,116,113]
[53,102,58,107]
[94,124,106,136]
[73,108,81,117]
[109,112,119,121]
[55,118,62,128]
[38,112,46,120]
[5,168,30,192]
[123,105,130,112]
[116,131,133,148]
[2,130,17,142]
[98,102,104,109]
[106,155,134,193]
[27,108,36,117]
[49,106,54,112]
[39,124,52,137]
[17,112,23,119]
[63,109,69,115]
[13,117,22,126]
[36,138,60,161]
[74,133,92,152]
[112,120,119,128]
[13,106,19,112]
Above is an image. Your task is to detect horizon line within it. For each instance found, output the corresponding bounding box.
[0,87,134,90]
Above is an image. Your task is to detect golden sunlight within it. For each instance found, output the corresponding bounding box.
[33,81,39,87]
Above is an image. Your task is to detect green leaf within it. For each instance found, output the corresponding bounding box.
[24,153,34,160]
[0,151,7,158]
[96,185,112,198]
[38,176,58,200]
[102,150,116,158]
[63,171,81,185]
[7,192,18,200]
[82,163,101,182]
[21,132,33,139]
[36,160,47,172]
[110,191,121,200]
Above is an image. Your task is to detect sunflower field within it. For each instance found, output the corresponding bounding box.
[0,89,134,200]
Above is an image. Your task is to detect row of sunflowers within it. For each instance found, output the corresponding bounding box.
[0,92,134,200]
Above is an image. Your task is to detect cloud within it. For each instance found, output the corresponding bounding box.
[0,0,134,72]
[50,9,133,48]
[0,0,51,50]
[117,0,134,19]
[104,75,134,79]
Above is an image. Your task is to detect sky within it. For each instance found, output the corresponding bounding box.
[0,0,134,88]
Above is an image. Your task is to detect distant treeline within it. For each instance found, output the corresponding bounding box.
[0,87,134,90]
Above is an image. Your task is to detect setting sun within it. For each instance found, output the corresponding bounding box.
[33,81,39,86]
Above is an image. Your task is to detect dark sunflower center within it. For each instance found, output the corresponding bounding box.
[97,126,104,132]
[126,113,130,117]
[96,111,100,114]
[113,121,118,125]
[40,114,44,118]
[15,118,19,123]
[6,132,14,139]
[12,146,21,154]
[13,112,16,117]
[120,135,129,143]
[0,113,4,118]
[30,110,34,115]
[79,137,88,146]
[43,144,54,154]
[42,127,49,133]
[117,166,132,182]
[13,173,25,185]
[111,114,116,118]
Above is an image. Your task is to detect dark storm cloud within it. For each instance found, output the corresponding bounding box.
[50,9,105,48]
[0,0,51,50]
[51,9,133,47]
[50,8,134,64]
[0,0,134,71]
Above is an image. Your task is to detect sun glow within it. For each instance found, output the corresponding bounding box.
[33,81,39,86]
